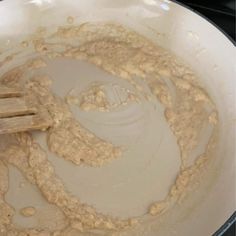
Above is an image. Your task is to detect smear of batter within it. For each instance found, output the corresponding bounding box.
[67,84,111,112]
[66,83,140,112]
[27,76,122,167]
[0,22,218,235]
[20,207,36,217]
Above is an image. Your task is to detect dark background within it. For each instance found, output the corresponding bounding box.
[0,0,235,235]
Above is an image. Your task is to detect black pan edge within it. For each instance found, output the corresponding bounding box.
[213,211,236,236]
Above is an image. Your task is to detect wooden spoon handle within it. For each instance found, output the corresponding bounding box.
[0,87,23,98]
[0,114,51,135]
[0,97,37,118]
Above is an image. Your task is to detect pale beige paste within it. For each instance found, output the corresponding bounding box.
[0,22,218,235]
[66,83,140,112]
[20,207,36,217]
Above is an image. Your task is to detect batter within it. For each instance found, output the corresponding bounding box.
[0,22,218,235]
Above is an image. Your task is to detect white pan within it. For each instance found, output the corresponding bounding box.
[0,0,235,235]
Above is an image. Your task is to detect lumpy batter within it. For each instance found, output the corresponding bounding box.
[66,83,140,112]
[20,207,36,217]
[0,22,218,235]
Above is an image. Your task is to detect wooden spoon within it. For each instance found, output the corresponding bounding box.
[0,86,52,135]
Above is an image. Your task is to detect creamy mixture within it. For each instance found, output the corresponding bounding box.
[0,22,218,235]
[20,207,36,217]
[66,83,140,112]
